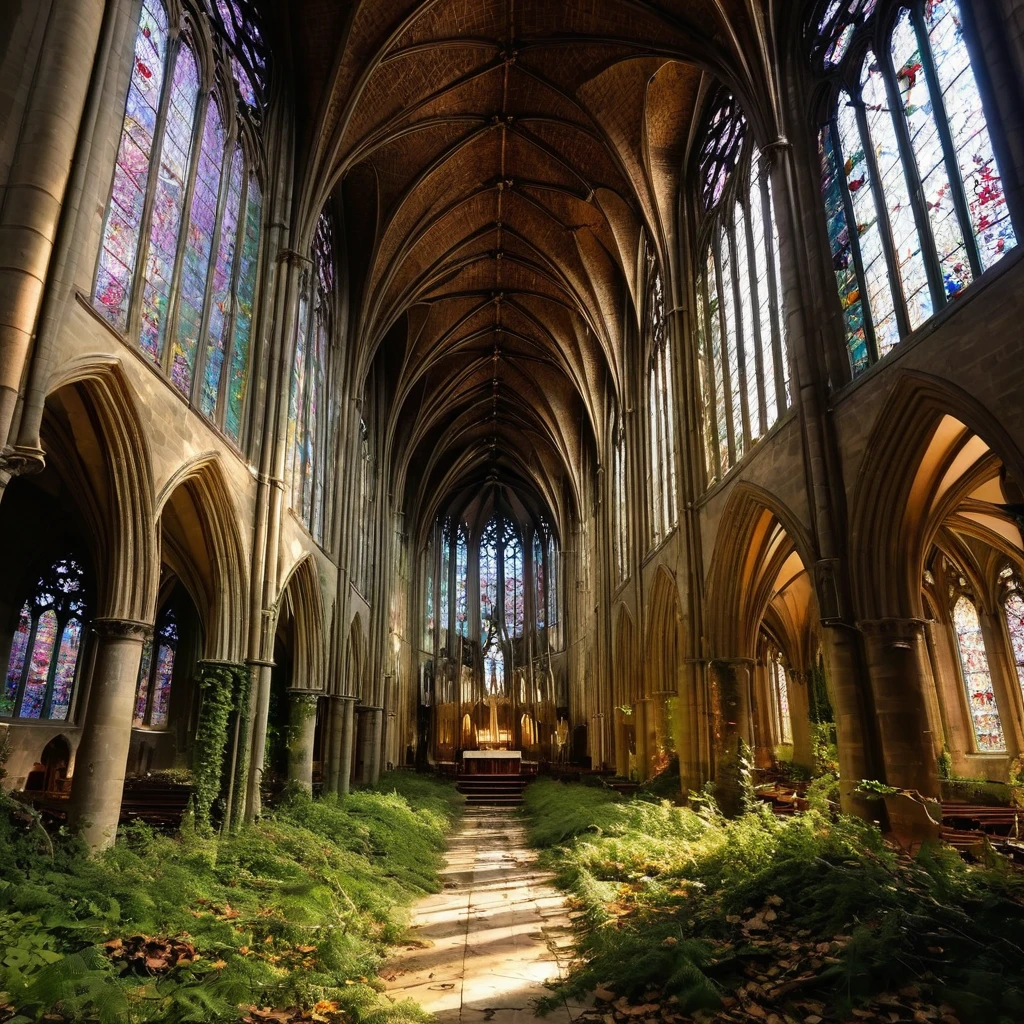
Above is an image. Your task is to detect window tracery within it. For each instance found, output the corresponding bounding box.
[2,558,88,722]
[133,603,178,729]
[285,211,335,546]
[766,642,793,746]
[93,0,266,443]
[999,565,1024,710]
[646,255,677,542]
[612,411,629,584]
[946,565,1006,752]
[695,94,790,487]
[809,0,1016,375]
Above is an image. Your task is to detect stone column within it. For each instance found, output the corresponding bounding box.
[245,660,274,819]
[69,617,149,850]
[786,668,815,772]
[0,0,106,456]
[368,705,384,785]
[354,705,376,785]
[323,695,343,796]
[286,689,320,794]
[858,618,939,797]
[750,660,775,769]
[338,696,356,796]
[709,659,753,816]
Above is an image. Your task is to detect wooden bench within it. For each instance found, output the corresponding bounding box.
[941,802,1023,837]
[119,781,192,828]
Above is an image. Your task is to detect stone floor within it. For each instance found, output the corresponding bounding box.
[384,806,591,1024]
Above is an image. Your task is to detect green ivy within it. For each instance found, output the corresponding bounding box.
[190,663,244,833]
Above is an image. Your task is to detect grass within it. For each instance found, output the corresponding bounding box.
[522,778,1024,1023]
[0,772,462,1024]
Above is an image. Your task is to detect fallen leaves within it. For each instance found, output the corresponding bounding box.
[103,934,197,975]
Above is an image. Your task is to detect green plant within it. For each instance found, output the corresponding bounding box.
[938,746,954,780]
[191,662,245,833]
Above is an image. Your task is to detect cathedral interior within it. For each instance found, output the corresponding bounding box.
[4,0,1024,1014]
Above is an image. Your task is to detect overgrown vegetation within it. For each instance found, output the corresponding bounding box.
[0,773,461,1024]
[524,778,1024,1024]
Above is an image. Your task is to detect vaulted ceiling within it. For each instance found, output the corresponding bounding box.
[276,0,788,539]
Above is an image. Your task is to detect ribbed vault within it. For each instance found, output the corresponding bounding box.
[273,0,783,536]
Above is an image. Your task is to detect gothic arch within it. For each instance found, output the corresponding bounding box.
[277,556,328,692]
[154,455,250,662]
[849,372,1024,621]
[704,483,817,660]
[612,605,639,777]
[43,360,158,622]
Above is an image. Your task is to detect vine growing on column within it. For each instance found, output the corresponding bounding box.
[191,663,244,833]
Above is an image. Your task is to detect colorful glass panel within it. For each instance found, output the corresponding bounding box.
[20,609,58,720]
[225,175,261,441]
[547,535,559,629]
[483,632,504,697]
[766,176,790,406]
[424,554,435,653]
[862,51,933,329]
[199,145,244,417]
[439,527,451,650]
[455,526,469,638]
[534,532,545,630]
[892,10,972,300]
[49,619,82,721]
[812,0,880,69]
[952,595,1005,752]
[503,528,524,638]
[926,0,1017,269]
[837,89,901,355]
[134,634,154,725]
[94,0,169,331]
[139,44,199,363]
[1004,590,1024,705]
[773,656,793,746]
[819,126,869,372]
[1,604,31,717]
[479,519,499,641]
[286,275,311,508]
[171,99,225,397]
[149,641,175,729]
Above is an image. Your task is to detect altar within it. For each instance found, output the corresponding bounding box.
[461,749,522,775]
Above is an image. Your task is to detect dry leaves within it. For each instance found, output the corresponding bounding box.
[103,934,197,975]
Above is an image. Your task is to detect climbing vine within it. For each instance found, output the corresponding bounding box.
[191,663,241,832]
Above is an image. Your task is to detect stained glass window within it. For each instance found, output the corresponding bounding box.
[423,547,435,654]
[455,524,469,638]
[479,518,500,640]
[647,257,677,544]
[199,145,244,417]
[439,520,451,651]
[697,89,747,210]
[226,175,262,441]
[547,533,559,634]
[286,211,334,545]
[93,0,265,440]
[612,413,629,583]
[809,0,1017,375]
[138,44,199,364]
[534,530,545,630]
[696,108,790,489]
[503,522,524,638]
[133,605,178,729]
[1,557,87,721]
[1000,569,1024,707]
[952,594,1005,753]
[767,646,793,746]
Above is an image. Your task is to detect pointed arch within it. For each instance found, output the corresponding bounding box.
[849,371,1024,620]
[155,453,249,661]
[44,359,158,621]
[704,483,816,659]
[277,556,328,692]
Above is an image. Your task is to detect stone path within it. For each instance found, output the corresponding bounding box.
[384,806,591,1024]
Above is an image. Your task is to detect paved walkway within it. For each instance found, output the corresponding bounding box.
[384,806,590,1024]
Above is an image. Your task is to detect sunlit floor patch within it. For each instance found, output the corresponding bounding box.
[385,806,590,1024]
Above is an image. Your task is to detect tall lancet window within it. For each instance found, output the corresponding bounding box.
[809,0,1017,375]
[93,0,267,443]
[479,518,500,640]
[285,210,334,545]
[612,409,629,583]
[646,254,677,544]
[2,557,88,722]
[503,521,524,639]
[455,524,469,639]
[694,89,790,488]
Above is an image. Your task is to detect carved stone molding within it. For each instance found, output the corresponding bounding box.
[857,617,926,650]
[90,617,152,640]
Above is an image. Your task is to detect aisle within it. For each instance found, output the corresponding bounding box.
[384,806,588,1024]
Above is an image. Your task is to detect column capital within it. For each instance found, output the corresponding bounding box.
[857,617,927,648]
[91,617,151,640]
